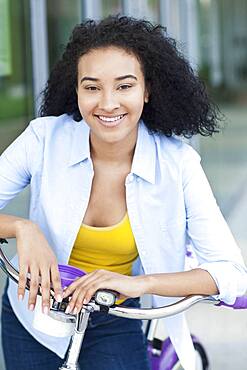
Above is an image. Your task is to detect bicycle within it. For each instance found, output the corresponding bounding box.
[0,238,246,370]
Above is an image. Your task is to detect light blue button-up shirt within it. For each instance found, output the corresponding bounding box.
[0,114,246,370]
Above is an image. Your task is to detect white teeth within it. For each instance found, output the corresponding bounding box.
[98,115,124,122]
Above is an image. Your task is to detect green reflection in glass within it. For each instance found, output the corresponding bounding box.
[0,0,12,76]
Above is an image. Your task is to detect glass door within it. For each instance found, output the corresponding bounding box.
[0,0,34,153]
[47,0,82,68]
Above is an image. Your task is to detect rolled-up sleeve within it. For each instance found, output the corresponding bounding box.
[182,145,247,304]
[0,120,43,210]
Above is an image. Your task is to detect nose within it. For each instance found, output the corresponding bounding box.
[98,91,120,112]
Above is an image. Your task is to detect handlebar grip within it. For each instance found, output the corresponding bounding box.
[217,296,247,309]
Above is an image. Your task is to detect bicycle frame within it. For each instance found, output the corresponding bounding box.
[0,239,246,370]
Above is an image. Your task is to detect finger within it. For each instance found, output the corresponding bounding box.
[18,263,28,301]
[50,264,62,302]
[65,277,103,314]
[40,268,51,314]
[76,273,118,303]
[62,274,93,298]
[63,270,105,298]
[83,278,124,303]
[65,288,82,314]
[74,278,107,307]
[67,283,97,314]
[28,265,40,311]
[83,284,100,304]
[65,276,117,314]
[85,275,121,301]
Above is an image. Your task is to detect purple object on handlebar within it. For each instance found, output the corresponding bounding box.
[58,264,86,289]
[217,296,247,309]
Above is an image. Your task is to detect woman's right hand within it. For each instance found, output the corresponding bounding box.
[15,220,62,314]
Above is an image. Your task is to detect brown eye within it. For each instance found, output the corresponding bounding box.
[118,84,132,90]
[85,86,98,91]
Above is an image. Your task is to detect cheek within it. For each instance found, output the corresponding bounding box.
[123,90,145,111]
[128,96,145,115]
[77,96,97,115]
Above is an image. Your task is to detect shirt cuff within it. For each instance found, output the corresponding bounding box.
[198,262,247,304]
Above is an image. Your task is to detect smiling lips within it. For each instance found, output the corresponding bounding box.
[95,114,127,127]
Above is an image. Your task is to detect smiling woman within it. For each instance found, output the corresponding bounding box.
[40,16,220,137]
[0,14,246,370]
[76,47,148,146]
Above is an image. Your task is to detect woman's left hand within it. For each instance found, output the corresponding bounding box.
[62,269,148,314]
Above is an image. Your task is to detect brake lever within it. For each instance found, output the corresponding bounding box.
[0,238,8,245]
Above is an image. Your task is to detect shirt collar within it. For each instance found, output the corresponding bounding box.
[68,119,157,184]
[68,119,91,166]
[131,121,156,184]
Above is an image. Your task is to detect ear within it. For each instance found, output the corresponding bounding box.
[144,86,149,103]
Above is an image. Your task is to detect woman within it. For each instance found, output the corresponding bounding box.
[0,15,246,370]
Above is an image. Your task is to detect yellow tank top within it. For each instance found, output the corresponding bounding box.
[69,213,138,303]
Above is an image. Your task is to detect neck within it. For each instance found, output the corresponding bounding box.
[90,131,137,165]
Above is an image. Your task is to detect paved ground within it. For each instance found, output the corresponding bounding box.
[0,104,246,369]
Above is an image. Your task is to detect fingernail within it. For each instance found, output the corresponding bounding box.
[29,304,34,311]
[65,305,71,314]
[73,307,78,314]
[56,294,62,302]
[83,298,88,304]
[43,306,49,315]
[62,291,67,298]
[18,294,23,301]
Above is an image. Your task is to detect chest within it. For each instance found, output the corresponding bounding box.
[82,163,131,227]
[33,159,187,270]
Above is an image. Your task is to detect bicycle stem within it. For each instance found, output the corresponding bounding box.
[59,308,93,370]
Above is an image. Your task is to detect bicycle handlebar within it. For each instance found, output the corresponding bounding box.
[107,295,217,319]
[0,238,246,321]
[105,295,247,320]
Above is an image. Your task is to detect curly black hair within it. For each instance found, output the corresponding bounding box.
[39,15,221,137]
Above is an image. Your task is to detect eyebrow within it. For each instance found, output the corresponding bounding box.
[80,74,137,83]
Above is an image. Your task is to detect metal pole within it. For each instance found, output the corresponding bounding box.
[209,0,222,87]
[29,0,49,116]
[159,0,173,34]
[122,0,149,18]
[81,0,102,19]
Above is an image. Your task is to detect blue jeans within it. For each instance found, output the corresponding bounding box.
[1,283,151,370]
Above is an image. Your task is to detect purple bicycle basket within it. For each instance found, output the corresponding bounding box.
[58,264,86,289]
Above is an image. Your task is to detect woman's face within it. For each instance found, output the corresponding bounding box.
[77,46,149,146]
